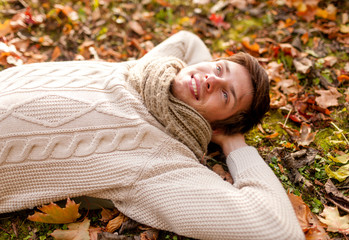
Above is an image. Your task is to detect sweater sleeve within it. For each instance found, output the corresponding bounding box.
[114,142,305,240]
[139,30,213,65]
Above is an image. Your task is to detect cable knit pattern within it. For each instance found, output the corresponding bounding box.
[0,31,305,240]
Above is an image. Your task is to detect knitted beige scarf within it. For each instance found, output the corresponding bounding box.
[128,57,212,159]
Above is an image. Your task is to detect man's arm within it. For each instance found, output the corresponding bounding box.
[139,31,213,65]
[112,139,305,240]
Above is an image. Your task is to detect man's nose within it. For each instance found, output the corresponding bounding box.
[205,74,223,92]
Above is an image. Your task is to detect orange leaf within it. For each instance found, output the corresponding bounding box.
[28,198,81,224]
[100,208,119,222]
[288,193,330,240]
[106,212,128,233]
[51,46,61,61]
[265,132,279,139]
[301,32,309,44]
[338,74,349,83]
[242,37,260,52]
[0,20,12,37]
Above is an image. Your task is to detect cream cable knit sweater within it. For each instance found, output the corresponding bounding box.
[0,31,305,240]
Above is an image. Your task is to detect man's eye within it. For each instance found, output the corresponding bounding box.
[216,65,222,74]
[223,91,228,102]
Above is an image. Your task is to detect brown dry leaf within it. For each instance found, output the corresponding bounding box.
[129,20,145,35]
[0,20,13,37]
[277,79,302,95]
[51,218,90,240]
[270,87,287,109]
[322,56,337,67]
[140,229,159,240]
[298,122,317,147]
[100,208,119,222]
[212,164,233,184]
[106,212,128,233]
[266,61,284,82]
[279,43,300,57]
[325,179,349,213]
[288,193,330,240]
[318,205,349,234]
[315,87,342,109]
[51,46,61,61]
[345,88,349,102]
[89,226,102,240]
[293,58,312,74]
[28,198,81,224]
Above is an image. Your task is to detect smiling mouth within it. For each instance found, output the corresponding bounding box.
[191,76,198,99]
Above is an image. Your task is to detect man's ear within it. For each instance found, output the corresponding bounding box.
[212,128,224,135]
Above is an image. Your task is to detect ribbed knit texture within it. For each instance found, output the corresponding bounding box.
[127,56,211,159]
[0,31,305,240]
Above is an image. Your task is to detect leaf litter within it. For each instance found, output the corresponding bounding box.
[0,0,349,239]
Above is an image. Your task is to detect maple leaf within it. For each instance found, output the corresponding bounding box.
[28,198,81,224]
[315,87,342,109]
[318,205,349,234]
[288,193,329,239]
[293,58,312,74]
[51,218,90,240]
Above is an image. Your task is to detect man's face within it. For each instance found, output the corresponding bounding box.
[172,60,253,123]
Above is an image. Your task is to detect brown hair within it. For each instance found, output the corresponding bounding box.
[211,52,270,134]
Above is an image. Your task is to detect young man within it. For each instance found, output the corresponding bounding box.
[0,31,304,239]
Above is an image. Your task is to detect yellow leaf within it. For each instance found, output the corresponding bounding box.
[331,154,349,164]
[318,206,349,234]
[51,218,90,240]
[28,198,81,224]
[325,164,349,182]
[0,20,12,37]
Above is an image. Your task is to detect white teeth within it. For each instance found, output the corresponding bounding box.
[191,78,198,98]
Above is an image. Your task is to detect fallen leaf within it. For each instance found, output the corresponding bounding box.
[298,122,317,146]
[288,193,329,239]
[325,163,349,182]
[242,37,260,52]
[325,179,349,213]
[315,87,342,109]
[318,205,349,234]
[293,57,312,74]
[28,198,81,224]
[0,20,12,37]
[51,46,61,61]
[209,13,230,29]
[330,154,349,164]
[100,208,119,222]
[129,20,145,35]
[338,74,349,83]
[212,164,233,184]
[277,79,302,95]
[279,43,300,57]
[106,212,128,233]
[140,229,159,240]
[322,56,337,67]
[51,218,90,240]
[89,227,102,240]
